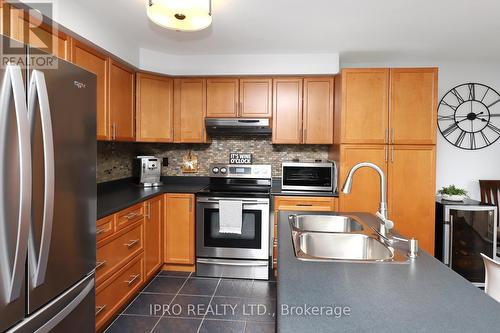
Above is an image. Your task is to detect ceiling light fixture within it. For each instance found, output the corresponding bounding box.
[147,0,212,32]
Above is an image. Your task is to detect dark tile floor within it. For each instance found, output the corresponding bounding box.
[105,271,277,333]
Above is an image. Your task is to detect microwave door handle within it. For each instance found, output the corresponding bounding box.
[28,70,55,288]
[0,64,32,303]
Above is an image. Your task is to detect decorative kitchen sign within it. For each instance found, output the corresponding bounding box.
[181,151,199,173]
[438,82,500,150]
[229,153,252,164]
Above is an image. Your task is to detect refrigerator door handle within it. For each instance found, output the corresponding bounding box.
[28,70,55,288]
[0,64,32,303]
[34,278,94,333]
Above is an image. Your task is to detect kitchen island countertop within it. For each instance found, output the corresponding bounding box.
[277,210,500,333]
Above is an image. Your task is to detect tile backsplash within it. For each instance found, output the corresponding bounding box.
[97,136,330,183]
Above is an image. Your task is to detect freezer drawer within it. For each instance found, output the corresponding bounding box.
[7,274,95,333]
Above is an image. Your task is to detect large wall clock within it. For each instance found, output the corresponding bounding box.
[438,83,500,150]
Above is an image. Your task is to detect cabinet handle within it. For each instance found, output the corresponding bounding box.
[125,274,140,286]
[95,305,106,316]
[304,128,307,142]
[236,101,239,116]
[125,212,139,220]
[96,227,106,235]
[385,146,388,162]
[391,128,394,144]
[124,239,140,248]
[385,128,389,143]
[296,203,313,207]
[189,198,193,213]
[111,123,116,140]
[96,260,106,270]
[391,146,394,163]
[240,101,243,115]
[145,202,151,219]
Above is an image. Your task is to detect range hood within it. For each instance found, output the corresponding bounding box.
[205,118,272,136]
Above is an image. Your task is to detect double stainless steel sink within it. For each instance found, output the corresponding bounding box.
[289,214,409,263]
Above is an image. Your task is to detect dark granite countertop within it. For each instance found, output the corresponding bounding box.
[277,210,500,333]
[271,179,339,197]
[97,176,209,219]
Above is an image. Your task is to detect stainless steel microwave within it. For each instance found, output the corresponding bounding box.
[281,161,337,192]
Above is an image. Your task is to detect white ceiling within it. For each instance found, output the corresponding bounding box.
[70,0,500,64]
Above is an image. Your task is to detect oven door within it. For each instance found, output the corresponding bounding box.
[196,197,270,260]
[281,163,334,192]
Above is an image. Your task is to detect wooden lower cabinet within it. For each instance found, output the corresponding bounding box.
[164,193,195,265]
[388,145,436,254]
[96,221,144,285]
[144,195,164,279]
[273,196,338,273]
[95,253,144,332]
[338,144,387,213]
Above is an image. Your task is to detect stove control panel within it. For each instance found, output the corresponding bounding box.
[209,164,272,179]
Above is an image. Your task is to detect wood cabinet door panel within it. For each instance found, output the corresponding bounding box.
[272,78,303,144]
[8,6,71,60]
[174,78,207,143]
[164,194,195,265]
[339,145,388,213]
[390,68,438,144]
[239,78,272,118]
[303,77,334,144]
[388,145,436,254]
[144,196,163,279]
[341,69,389,144]
[136,73,173,142]
[110,60,135,141]
[71,41,109,140]
[206,78,239,117]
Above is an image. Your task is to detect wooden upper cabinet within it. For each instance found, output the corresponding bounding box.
[388,145,436,254]
[174,78,208,143]
[340,68,389,144]
[136,73,173,142]
[303,77,334,144]
[109,60,135,141]
[164,194,195,265]
[239,78,272,118]
[71,40,109,140]
[206,78,239,117]
[144,195,163,279]
[339,144,387,213]
[390,68,438,144]
[5,4,71,60]
[272,78,303,144]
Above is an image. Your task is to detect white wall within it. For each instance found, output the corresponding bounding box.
[139,49,340,75]
[342,60,500,200]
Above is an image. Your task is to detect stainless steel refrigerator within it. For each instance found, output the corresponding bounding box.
[0,35,96,333]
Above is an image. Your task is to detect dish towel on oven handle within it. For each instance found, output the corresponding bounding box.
[219,200,243,234]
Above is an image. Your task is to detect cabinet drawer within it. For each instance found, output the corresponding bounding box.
[95,254,144,331]
[96,215,114,243]
[96,222,144,285]
[275,196,337,211]
[116,203,145,230]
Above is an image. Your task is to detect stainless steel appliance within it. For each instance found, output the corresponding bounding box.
[196,164,272,280]
[281,160,337,192]
[133,156,163,187]
[435,198,498,286]
[205,118,271,136]
[1,35,96,333]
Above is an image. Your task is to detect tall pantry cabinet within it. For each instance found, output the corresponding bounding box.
[332,68,438,254]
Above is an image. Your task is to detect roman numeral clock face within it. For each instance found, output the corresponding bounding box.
[438,83,500,150]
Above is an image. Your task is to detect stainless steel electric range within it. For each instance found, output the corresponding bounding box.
[196,164,272,280]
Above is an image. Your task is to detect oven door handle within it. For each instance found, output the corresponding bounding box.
[197,198,269,204]
[197,258,269,267]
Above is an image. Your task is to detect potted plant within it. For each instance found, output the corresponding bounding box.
[438,185,468,201]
